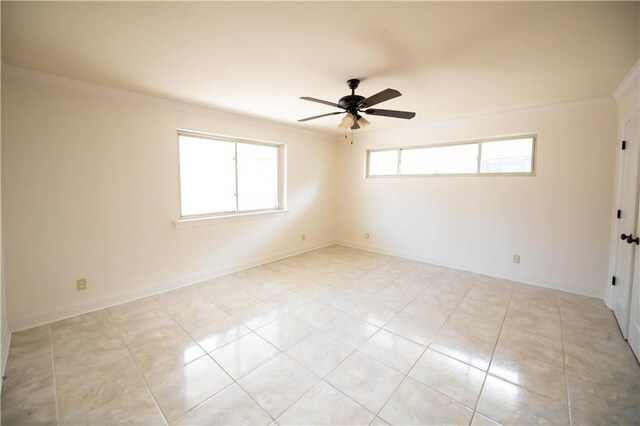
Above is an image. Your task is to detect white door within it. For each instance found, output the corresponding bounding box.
[613,116,640,338]
[629,207,640,359]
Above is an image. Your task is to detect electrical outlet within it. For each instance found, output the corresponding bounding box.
[301,233,306,241]
[365,233,370,239]
[513,255,520,264]
[77,278,87,291]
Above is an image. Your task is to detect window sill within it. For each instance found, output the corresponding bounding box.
[174,209,289,228]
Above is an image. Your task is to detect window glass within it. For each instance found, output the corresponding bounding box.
[480,138,534,173]
[237,142,279,211]
[368,150,399,176]
[179,135,236,216]
[400,144,478,175]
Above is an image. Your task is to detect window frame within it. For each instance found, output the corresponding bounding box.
[176,130,286,221]
[365,134,536,178]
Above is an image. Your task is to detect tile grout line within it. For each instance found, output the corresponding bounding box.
[373,274,478,424]
[104,308,170,426]
[468,283,515,425]
[558,300,573,426]
[146,292,278,423]
[47,324,60,426]
[267,257,410,424]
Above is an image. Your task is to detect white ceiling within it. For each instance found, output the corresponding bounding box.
[2,2,638,134]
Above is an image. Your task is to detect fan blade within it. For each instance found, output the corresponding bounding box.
[363,108,416,119]
[300,97,342,109]
[298,111,344,122]
[358,88,401,108]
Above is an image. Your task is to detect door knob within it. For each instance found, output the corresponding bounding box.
[621,233,640,245]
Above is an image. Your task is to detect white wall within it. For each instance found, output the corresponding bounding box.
[2,74,338,330]
[337,99,618,298]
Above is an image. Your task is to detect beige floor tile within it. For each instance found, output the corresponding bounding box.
[321,314,380,348]
[471,412,502,425]
[477,375,569,425]
[564,343,640,389]
[457,297,508,321]
[190,315,251,353]
[496,325,564,368]
[1,385,57,426]
[171,302,228,333]
[267,291,313,313]
[318,289,365,311]
[293,282,336,299]
[277,381,375,425]
[359,330,426,373]
[255,315,315,351]
[210,333,280,380]
[154,287,209,315]
[7,246,640,426]
[567,371,640,426]
[503,307,562,341]
[148,356,233,421]
[490,345,567,401]
[210,290,263,315]
[68,384,165,425]
[409,349,486,408]
[244,281,290,300]
[286,331,355,377]
[171,384,271,426]
[442,309,503,343]
[325,351,404,413]
[466,285,512,307]
[378,377,474,425]
[5,325,52,362]
[230,302,285,330]
[238,354,319,418]
[2,352,54,406]
[371,416,390,425]
[401,298,452,326]
[382,311,442,346]
[430,328,495,371]
[289,301,342,329]
[562,325,637,363]
[127,328,206,380]
[55,348,146,423]
[411,289,462,312]
[349,300,404,327]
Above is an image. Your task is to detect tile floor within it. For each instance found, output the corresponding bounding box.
[2,245,639,425]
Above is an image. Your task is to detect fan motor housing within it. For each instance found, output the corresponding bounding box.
[338,95,365,110]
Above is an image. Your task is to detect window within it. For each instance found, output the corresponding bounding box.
[178,132,284,218]
[366,135,535,177]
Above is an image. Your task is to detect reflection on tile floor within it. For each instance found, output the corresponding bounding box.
[2,245,639,425]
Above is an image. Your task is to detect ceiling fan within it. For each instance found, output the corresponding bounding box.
[298,79,416,130]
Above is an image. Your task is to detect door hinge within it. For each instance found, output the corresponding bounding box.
[617,209,622,219]
[612,276,616,286]
[622,140,627,150]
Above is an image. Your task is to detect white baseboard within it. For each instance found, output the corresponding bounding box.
[336,240,604,299]
[1,318,11,379]
[9,241,334,332]
[9,239,605,332]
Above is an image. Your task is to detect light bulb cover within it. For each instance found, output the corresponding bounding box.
[338,113,356,129]
[357,116,370,128]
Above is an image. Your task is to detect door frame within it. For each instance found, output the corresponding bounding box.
[606,62,639,312]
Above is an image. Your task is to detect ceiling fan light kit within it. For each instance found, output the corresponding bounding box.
[298,78,416,133]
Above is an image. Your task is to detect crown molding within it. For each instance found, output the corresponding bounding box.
[613,59,639,103]
[352,95,615,138]
[1,64,335,138]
